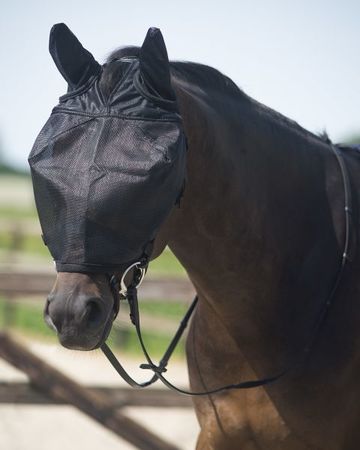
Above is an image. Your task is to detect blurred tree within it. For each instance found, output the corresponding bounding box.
[0,135,9,173]
[0,135,26,176]
[345,134,360,145]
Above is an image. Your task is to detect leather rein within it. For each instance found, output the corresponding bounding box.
[101,144,353,396]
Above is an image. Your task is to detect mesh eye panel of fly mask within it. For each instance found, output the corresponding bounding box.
[28,24,187,273]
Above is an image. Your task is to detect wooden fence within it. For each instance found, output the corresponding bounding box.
[0,332,190,450]
[0,271,196,450]
[0,270,195,300]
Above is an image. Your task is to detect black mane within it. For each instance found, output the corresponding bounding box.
[106,46,243,98]
[105,46,330,145]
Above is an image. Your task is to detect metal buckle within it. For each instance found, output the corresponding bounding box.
[119,261,147,298]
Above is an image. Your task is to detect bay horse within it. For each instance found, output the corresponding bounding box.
[40,26,360,449]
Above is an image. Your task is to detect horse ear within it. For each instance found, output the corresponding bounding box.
[140,28,175,100]
[49,23,100,89]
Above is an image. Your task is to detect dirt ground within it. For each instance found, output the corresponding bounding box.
[0,338,199,450]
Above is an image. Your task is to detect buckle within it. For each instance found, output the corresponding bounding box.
[119,261,147,298]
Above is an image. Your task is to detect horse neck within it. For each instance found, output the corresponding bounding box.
[167,80,344,370]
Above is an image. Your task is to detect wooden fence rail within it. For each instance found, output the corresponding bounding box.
[0,271,195,301]
[0,382,192,408]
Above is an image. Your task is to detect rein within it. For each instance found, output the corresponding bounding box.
[101,144,353,396]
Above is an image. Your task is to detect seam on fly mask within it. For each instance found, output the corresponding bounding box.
[51,108,183,123]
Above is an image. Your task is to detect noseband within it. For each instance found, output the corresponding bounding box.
[101,144,353,396]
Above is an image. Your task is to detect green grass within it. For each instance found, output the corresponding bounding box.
[138,300,188,319]
[0,298,55,339]
[148,248,186,277]
[22,234,50,256]
[0,230,49,257]
[108,326,185,359]
[0,206,38,219]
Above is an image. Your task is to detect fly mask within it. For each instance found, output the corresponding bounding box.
[29,24,187,274]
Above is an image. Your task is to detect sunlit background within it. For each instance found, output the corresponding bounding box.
[1,0,359,170]
[0,1,359,449]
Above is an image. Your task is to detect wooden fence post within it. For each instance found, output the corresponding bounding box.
[0,332,180,450]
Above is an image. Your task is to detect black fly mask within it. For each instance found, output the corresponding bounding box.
[29,24,186,273]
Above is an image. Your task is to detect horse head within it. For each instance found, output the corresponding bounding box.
[29,24,186,350]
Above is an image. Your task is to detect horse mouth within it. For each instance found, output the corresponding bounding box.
[90,313,114,350]
[43,294,118,351]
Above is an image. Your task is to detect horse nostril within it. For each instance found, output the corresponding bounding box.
[44,297,59,333]
[84,299,103,327]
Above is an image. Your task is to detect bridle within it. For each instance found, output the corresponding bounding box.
[101,143,354,396]
[107,261,147,323]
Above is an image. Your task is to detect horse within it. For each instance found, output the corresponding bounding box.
[34,25,360,449]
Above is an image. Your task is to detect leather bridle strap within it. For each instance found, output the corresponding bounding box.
[101,143,353,396]
[101,292,198,389]
[102,287,289,395]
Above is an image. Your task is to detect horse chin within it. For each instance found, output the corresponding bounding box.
[57,315,114,351]
[89,314,114,350]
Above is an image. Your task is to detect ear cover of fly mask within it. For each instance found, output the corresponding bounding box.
[140,27,175,101]
[49,23,101,90]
